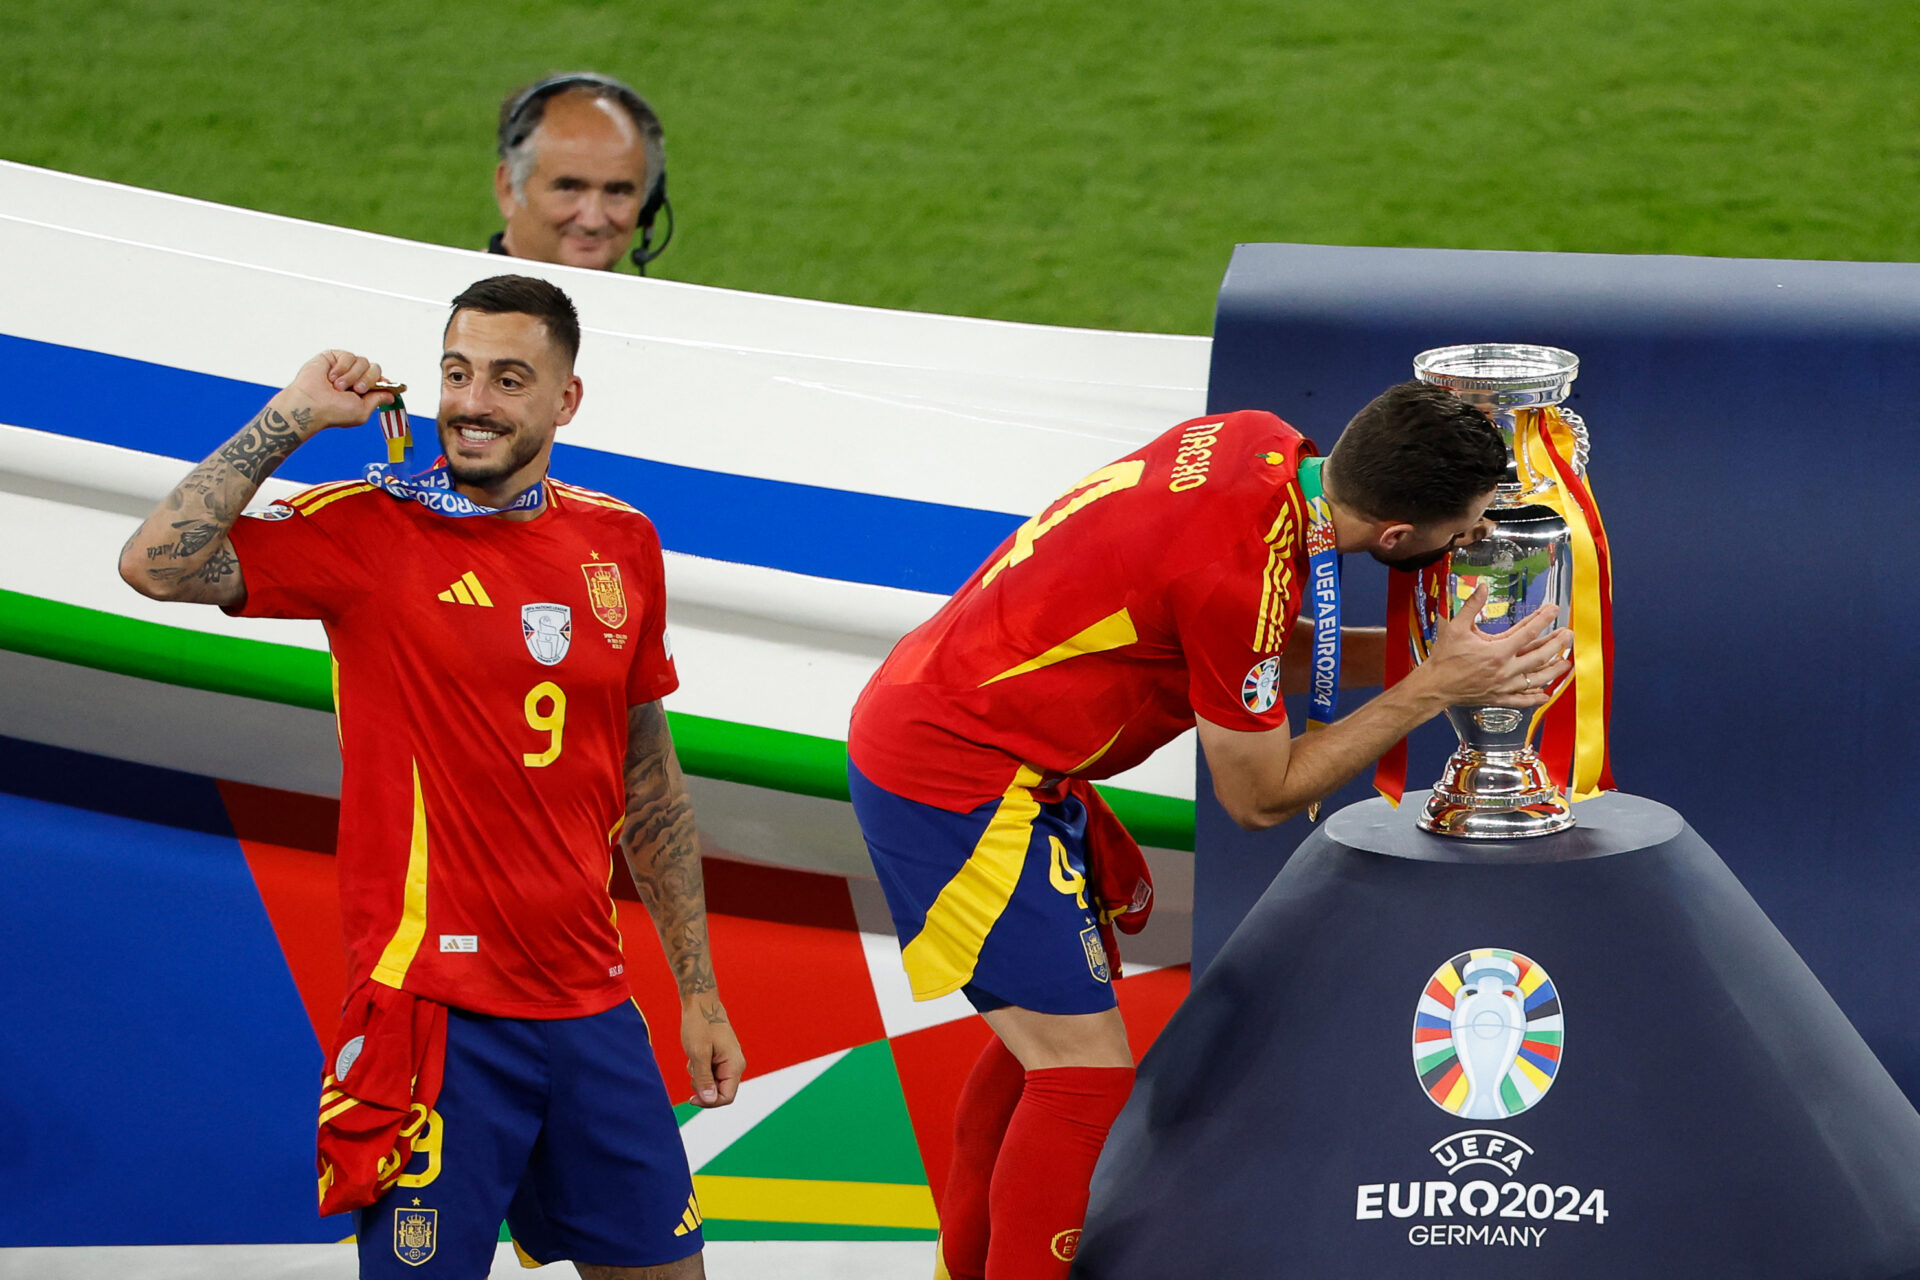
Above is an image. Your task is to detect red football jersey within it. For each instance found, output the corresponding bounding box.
[228,477,678,1018]
[850,410,1313,812]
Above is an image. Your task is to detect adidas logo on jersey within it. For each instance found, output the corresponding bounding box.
[437,572,493,607]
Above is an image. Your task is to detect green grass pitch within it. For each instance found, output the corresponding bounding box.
[5,0,1916,334]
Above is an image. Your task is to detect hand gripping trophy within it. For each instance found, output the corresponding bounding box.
[1377,344,1616,839]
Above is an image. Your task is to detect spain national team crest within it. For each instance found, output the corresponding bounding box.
[581,561,628,628]
[1242,655,1283,713]
[394,1205,437,1266]
[522,603,572,666]
[1079,926,1111,983]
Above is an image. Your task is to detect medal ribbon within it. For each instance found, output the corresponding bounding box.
[1298,457,1340,821]
[363,392,547,518]
[1298,458,1342,730]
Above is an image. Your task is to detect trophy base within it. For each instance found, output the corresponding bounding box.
[1418,748,1574,839]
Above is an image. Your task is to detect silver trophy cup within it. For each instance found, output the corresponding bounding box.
[1412,343,1588,839]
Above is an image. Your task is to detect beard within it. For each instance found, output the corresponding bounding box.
[440,416,545,488]
[1372,543,1456,574]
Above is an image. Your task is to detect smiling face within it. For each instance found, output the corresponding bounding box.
[493,92,651,271]
[436,309,582,505]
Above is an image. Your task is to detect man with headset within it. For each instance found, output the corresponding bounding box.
[492,73,673,274]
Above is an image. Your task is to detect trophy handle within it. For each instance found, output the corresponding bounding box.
[1559,408,1591,476]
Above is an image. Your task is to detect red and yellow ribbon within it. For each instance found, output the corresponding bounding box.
[1373,406,1614,805]
[1518,406,1615,800]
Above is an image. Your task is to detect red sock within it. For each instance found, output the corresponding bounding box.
[985,1066,1135,1279]
[937,1039,1027,1280]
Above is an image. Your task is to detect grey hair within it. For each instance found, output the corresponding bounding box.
[500,78,666,212]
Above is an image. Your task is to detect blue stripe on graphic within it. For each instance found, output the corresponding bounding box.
[1,332,1023,594]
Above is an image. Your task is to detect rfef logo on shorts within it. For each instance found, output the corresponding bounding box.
[394,1206,437,1266]
[1079,926,1111,983]
[1242,655,1283,713]
[1412,948,1563,1118]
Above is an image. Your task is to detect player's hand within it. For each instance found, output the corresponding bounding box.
[681,994,744,1108]
[1415,581,1572,708]
[275,350,397,433]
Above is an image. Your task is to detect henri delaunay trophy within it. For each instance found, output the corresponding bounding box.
[1403,342,1613,840]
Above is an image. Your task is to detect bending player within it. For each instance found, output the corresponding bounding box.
[119,276,740,1279]
[847,382,1570,1280]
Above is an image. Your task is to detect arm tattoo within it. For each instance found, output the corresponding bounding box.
[171,519,222,558]
[620,701,719,999]
[124,400,308,602]
[192,546,239,584]
[215,406,310,483]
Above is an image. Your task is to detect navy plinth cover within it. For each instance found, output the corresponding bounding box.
[1077,794,1920,1279]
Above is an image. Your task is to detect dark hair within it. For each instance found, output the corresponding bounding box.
[1326,381,1508,524]
[497,72,665,214]
[447,275,581,366]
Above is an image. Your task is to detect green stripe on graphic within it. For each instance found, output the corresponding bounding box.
[701,1222,939,1242]
[0,589,1196,848]
[699,1042,926,1185]
[1,587,336,711]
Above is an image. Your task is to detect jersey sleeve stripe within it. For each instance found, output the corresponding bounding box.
[1253,503,1291,651]
[294,482,378,516]
[548,479,639,513]
[1254,485,1307,652]
[285,479,367,509]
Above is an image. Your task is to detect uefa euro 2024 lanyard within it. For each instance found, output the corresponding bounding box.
[362,388,547,518]
[1296,455,1340,820]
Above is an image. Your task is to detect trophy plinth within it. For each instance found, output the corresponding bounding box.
[1412,344,1584,839]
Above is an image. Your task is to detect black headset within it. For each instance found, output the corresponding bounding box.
[497,72,673,274]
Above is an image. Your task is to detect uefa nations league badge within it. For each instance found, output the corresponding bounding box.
[522,603,572,665]
[1353,948,1608,1248]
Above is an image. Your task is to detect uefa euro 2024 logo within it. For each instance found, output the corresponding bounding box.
[1355,949,1604,1242]
[1412,949,1563,1118]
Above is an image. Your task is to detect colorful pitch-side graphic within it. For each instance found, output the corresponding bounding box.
[1412,948,1563,1118]
[0,735,1190,1248]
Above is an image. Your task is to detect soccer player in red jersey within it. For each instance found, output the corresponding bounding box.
[120,276,740,1279]
[848,384,1573,1279]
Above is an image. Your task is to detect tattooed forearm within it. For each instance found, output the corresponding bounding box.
[215,406,311,483]
[171,519,222,558]
[192,547,239,584]
[621,702,720,1000]
[120,399,313,604]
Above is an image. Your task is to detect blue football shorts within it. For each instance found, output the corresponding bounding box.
[357,999,702,1277]
[849,760,1116,1016]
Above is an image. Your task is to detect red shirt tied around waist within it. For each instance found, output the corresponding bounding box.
[229,477,677,1018]
[851,409,1312,809]
[846,383,1549,1280]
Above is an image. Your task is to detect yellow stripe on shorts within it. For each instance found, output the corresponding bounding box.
[900,765,1045,1001]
